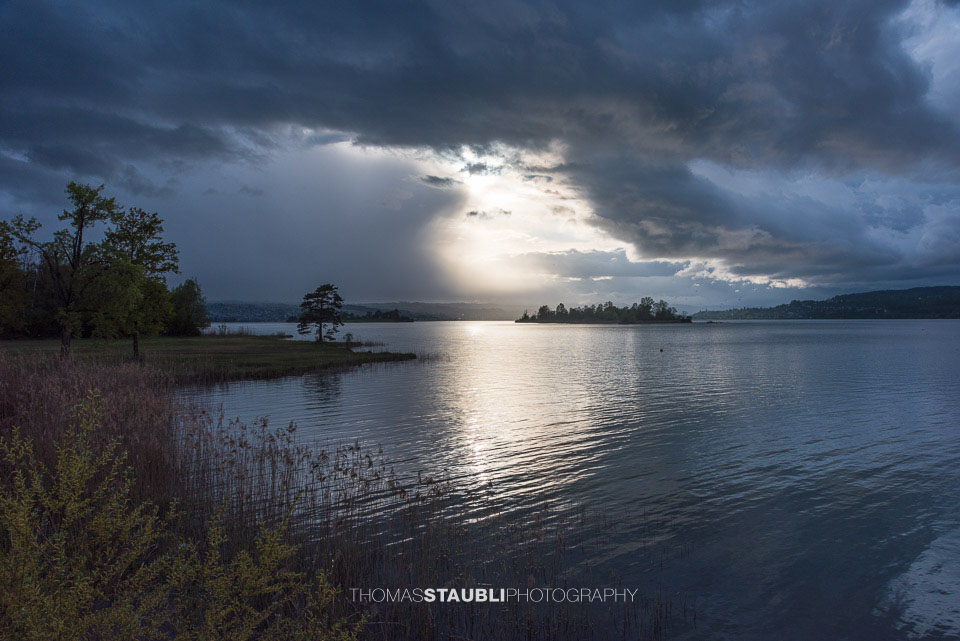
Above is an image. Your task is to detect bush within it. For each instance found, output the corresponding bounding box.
[0,393,357,641]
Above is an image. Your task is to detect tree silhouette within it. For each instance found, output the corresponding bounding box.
[297,284,344,342]
[639,297,654,320]
[517,297,688,323]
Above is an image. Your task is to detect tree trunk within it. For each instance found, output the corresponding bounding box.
[132,333,141,362]
[59,325,71,360]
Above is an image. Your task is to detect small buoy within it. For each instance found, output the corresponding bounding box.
[660,348,663,352]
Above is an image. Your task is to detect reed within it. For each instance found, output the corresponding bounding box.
[171,412,667,640]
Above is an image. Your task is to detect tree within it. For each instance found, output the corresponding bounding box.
[86,264,173,359]
[0,222,32,335]
[102,207,179,359]
[3,186,180,359]
[4,183,121,359]
[166,279,209,336]
[104,207,179,277]
[638,296,654,320]
[297,284,344,342]
[653,299,677,319]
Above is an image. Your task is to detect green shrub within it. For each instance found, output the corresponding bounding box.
[0,393,357,641]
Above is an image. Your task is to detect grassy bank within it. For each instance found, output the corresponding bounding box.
[0,335,415,383]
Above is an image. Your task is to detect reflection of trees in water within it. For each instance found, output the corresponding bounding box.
[302,372,344,406]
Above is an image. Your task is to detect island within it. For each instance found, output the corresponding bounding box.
[517,299,692,324]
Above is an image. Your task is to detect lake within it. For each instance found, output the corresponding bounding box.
[184,320,960,640]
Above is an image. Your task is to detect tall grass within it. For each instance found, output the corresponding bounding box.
[0,356,673,640]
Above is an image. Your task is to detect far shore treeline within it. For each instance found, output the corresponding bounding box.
[693,286,960,320]
[518,299,691,324]
[0,182,209,358]
[340,308,414,323]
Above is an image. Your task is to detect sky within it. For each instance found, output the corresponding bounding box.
[2,0,960,311]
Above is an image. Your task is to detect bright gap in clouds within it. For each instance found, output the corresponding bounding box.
[337,140,816,304]
[418,143,632,298]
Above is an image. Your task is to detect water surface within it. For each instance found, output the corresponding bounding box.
[184,320,960,640]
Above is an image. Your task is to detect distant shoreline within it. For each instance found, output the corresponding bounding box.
[693,285,960,320]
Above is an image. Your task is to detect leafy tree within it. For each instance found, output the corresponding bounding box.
[4,183,122,358]
[102,207,179,359]
[104,207,179,277]
[297,284,344,342]
[84,261,145,338]
[166,279,209,336]
[87,265,173,359]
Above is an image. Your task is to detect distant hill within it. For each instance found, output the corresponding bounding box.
[207,301,299,322]
[358,302,525,321]
[207,301,524,322]
[692,286,960,320]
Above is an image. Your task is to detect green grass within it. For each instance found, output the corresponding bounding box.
[0,335,416,383]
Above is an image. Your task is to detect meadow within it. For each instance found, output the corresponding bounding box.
[0,334,415,384]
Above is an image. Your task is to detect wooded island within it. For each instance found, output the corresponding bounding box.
[517,299,691,324]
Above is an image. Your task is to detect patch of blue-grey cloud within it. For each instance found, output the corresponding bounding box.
[421,175,462,188]
[511,250,684,280]
[1,0,959,304]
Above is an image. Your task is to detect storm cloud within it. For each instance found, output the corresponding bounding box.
[2,0,959,302]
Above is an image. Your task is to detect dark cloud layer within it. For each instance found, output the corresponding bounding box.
[2,0,959,297]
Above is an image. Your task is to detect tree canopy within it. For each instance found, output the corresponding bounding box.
[0,182,193,358]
